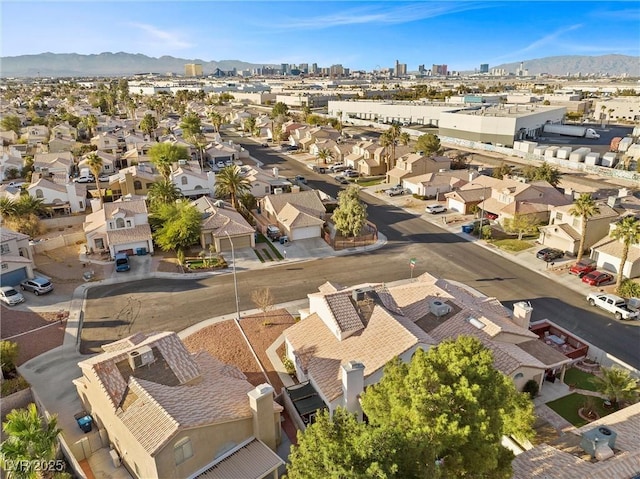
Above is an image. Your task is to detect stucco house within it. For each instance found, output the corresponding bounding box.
[33,151,74,177]
[283,273,571,423]
[91,132,126,156]
[170,167,215,199]
[386,153,451,186]
[25,125,49,146]
[258,190,326,241]
[539,201,619,255]
[402,170,468,198]
[27,177,87,214]
[78,151,117,176]
[73,331,283,479]
[191,197,256,251]
[107,165,159,200]
[241,165,292,198]
[0,227,35,286]
[590,214,640,279]
[83,197,154,257]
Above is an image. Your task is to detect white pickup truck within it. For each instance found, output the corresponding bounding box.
[586,293,639,321]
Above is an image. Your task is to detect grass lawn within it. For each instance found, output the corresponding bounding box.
[184,258,225,269]
[546,393,615,427]
[563,367,600,392]
[488,239,534,252]
[356,178,383,187]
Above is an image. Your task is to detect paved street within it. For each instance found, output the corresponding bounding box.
[81,136,640,368]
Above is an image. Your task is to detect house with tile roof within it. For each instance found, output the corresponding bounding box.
[0,227,35,286]
[511,402,640,479]
[258,190,326,241]
[78,151,117,177]
[191,197,256,251]
[170,167,215,199]
[107,165,160,200]
[240,165,292,198]
[283,273,573,423]
[386,153,451,187]
[91,131,126,156]
[539,200,619,255]
[402,170,469,198]
[27,177,87,214]
[591,214,640,279]
[83,196,154,256]
[33,151,74,177]
[74,331,283,479]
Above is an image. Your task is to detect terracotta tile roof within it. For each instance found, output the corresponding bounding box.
[262,190,325,216]
[28,177,67,193]
[318,281,345,293]
[554,202,619,221]
[540,222,582,241]
[512,402,640,479]
[324,293,365,333]
[192,197,255,237]
[195,437,284,479]
[107,224,152,246]
[592,236,640,262]
[278,203,325,229]
[0,227,29,242]
[285,306,435,402]
[103,198,148,217]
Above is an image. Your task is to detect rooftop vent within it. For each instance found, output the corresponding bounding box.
[468,317,486,330]
[128,345,154,369]
[580,426,617,459]
[352,287,374,302]
[430,300,452,317]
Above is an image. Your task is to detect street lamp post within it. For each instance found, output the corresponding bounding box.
[225,232,240,321]
[479,186,487,239]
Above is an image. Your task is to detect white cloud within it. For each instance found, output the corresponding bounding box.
[126,22,193,50]
[493,24,584,62]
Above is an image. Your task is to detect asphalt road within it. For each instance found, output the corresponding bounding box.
[83,134,640,369]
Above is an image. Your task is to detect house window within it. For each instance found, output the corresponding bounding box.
[79,201,84,209]
[116,218,125,228]
[181,177,188,185]
[174,437,193,465]
[133,180,142,190]
[0,244,9,254]
[126,220,132,227]
[265,186,270,194]
[556,212,563,221]
[572,218,579,228]
[1,264,7,270]
[514,372,524,380]
[94,238,104,250]
[35,189,44,198]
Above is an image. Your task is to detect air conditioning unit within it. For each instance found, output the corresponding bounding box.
[352,286,374,302]
[109,448,121,467]
[430,300,452,317]
[128,345,154,369]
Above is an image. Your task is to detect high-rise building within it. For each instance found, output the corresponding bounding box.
[184,63,203,77]
[418,64,425,75]
[281,63,289,75]
[311,63,318,74]
[299,63,309,74]
[330,64,345,77]
[395,60,407,77]
[431,64,448,76]
[480,63,489,73]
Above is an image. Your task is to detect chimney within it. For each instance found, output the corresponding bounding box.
[247,384,278,450]
[206,171,216,192]
[618,188,628,198]
[512,301,533,329]
[89,198,103,212]
[468,170,479,182]
[272,167,279,179]
[341,361,365,421]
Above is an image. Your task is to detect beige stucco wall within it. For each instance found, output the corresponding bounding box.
[511,366,544,392]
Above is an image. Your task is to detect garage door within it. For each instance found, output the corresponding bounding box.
[218,235,252,252]
[1,267,28,287]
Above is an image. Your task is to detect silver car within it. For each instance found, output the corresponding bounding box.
[20,277,54,295]
[0,286,25,305]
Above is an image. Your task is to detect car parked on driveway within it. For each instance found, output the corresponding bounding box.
[536,248,564,262]
[115,252,131,272]
[386,185,406,196]
[582,271,614,286]
[74,175,95,183]
[335,176,350,185]
[569,259,597,277]
[344,170,359,178]
[0,286,25,306]
[425,204,447,214]
[20,277,54,295]
[294,175,307,184]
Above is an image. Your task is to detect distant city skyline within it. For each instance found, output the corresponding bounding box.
[2,1,639,72]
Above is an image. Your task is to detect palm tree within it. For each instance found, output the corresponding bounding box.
[380,123,402,172]
[15,196,48,218]
[148,142,190,180]
[215,165,250,209]
[147,179,182,209]
[140,113,158,141]
[569,194,600,263]
[592,366,639,408]
[611,215,640,293]
[188,133,207,170]
[0,403,61,478]
[85,114,97,138]
[243,116,256,135]
[0,197,17,218]
[208,111,223,133]
[85,153,104,203]
[316,147,333,166]
[180,112,201,139]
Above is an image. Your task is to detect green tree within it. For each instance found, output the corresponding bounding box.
[504,213,538,240]
[271,102,289,118]
[140,113,158,140]
[568,194,600,263]
[243,116,256,135]
[85,153,104,203]
[151,202,201,258]
[148,142,189,180]
[0,403,61,478]
[180,112,202,138]
[522,162,561,187]
[611,215,640,293]
[85,114,97,138]
[361,337,534,479]
[0,197,18,218]
[0,340,19,376]
[215,165,251,210]
[380,124,402,172]
[492,163,512,179]
[1,115,22,136]
[592,366,639,408]
[208,111,223,132]
[15,196,48,218]
[316,147,333,166]
[332,186,368,238]
[147,179,182,209]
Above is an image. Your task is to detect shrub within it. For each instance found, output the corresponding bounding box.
[1,376,30,397]
[0,340,19,375]
[282,356,296,375]
[523,379,539,399]
[618,279,640,298]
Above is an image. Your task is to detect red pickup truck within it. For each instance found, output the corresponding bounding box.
[569,259,597,277]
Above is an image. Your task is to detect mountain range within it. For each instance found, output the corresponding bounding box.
[1,52,638,78]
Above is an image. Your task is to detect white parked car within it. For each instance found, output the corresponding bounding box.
[425,204,447,214]
[0,286,25,306]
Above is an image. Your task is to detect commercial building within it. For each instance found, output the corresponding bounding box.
[184,64,203,77]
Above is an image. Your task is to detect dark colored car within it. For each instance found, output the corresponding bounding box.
[569,259,597,277]
[335,176,350,185]
[536,248,564,262]
[582,271,614,286]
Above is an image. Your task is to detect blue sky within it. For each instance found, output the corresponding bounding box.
[2,1,639,71]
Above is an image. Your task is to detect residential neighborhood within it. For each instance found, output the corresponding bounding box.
[1,36,640,479]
